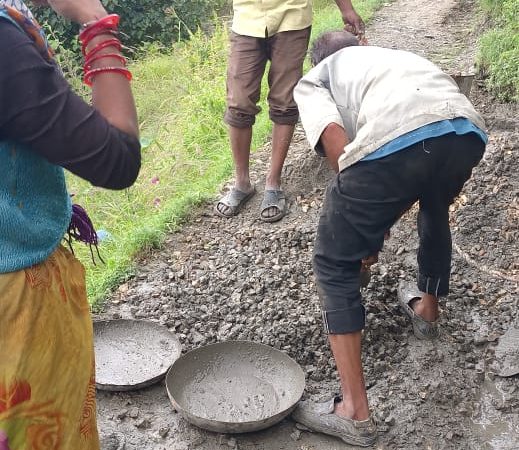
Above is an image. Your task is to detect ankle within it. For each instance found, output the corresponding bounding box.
[334,399,370,421]
[412,294,439,322]
[265,174,282,191]
[234,178,252,192]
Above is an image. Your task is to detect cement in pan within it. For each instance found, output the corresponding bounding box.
[94,319,182,391]
[166,341,305,433]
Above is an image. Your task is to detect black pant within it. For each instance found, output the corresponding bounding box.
[314,133,485,334]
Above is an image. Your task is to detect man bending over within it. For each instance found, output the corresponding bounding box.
[292,31,487,446]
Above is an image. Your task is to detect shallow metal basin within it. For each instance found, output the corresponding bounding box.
[165,341,306,433]
[94,319,182,391]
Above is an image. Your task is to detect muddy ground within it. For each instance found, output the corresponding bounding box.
[95,0,519,448]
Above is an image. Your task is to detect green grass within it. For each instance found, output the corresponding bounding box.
[65,0,387,307]
[477,0,518,101]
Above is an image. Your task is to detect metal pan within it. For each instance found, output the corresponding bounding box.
[94,319,182,391]
[451,73,475,98]
[165,341,305,434]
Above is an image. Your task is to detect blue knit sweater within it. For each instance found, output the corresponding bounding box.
[0,139,71,273]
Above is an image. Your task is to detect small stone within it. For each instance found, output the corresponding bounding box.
[116,409,128,420]
[290,430,301,441]
[129,407,139,419]
[135,418,151,429]
[384,416,395,426]
[227,437,237,447]
[158,427,170,438]
[295,422,312,432]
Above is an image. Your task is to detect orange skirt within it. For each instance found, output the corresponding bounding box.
[0,246,99,450]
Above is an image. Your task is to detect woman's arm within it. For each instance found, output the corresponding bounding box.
[0,22,140,189]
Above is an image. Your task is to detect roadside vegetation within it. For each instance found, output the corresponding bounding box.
[477,0,518,101]
[51,0,385,306]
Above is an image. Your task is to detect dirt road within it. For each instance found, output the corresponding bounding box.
[96,0,519,448]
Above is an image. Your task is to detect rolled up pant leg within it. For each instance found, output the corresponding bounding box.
[416,133,485,296]
[224,32,268,128]
[314,161,418,335]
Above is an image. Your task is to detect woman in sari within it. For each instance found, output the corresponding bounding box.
[0,0,140,448]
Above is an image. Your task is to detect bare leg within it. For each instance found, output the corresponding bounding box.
[230,125,254,191]
[261,123,294,220]
[266,123,294,190]
[329,331,370,421]
[216,126,254,216]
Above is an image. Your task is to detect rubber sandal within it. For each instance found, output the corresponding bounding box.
[260,190,286,223]
[215,187,255,218]
[292,397,377,447]
[397,281,439,340]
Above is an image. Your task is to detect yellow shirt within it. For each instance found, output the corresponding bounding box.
[232,0,313,38]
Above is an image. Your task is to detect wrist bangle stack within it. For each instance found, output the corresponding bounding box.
[79,14,120,55]
[79,14,132,87]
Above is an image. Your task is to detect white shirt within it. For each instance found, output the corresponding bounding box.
[294,46,486,172]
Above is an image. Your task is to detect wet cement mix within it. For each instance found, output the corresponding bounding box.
[95,0,519,448]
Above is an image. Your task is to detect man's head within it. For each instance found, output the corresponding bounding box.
[310,30,360,66]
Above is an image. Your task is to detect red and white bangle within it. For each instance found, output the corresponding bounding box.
[79,14,120,54]
[84,53,127,71]
[84,67,133,87]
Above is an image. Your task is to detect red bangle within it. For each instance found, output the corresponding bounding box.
[84,38,122,59]
[84,53,126,70]
[84,67,132,86]
[79,14,120,46]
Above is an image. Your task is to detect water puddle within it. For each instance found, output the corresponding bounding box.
[470,378,519,449]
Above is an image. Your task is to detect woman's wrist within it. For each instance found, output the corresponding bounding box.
[77,7,108,26]
[84,34,120,55]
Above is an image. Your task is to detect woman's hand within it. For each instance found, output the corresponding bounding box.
[46,0,108,25]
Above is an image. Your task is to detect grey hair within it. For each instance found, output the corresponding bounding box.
[310,30,359,66]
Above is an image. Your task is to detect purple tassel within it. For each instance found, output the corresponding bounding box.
[66,204,105,264]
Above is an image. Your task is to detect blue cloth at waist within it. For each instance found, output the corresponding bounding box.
[361,118,488,161]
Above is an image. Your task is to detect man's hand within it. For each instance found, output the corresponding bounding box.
[335,0,367,44]
[46,0,108,25]
[342,9,365,37]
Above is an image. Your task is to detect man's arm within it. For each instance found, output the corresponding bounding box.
[319,123,350,173]
[294,71,350,171]
[334,0,365,37]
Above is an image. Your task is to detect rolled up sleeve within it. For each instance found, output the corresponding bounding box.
[294,70,344,156]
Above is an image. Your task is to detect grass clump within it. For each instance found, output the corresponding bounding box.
[477,0,518,101]
[65,0,386,307]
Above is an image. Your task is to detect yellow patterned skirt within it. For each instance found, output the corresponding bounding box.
[0,246,100,450]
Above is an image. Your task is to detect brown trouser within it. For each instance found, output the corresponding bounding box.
[224,27,311,128]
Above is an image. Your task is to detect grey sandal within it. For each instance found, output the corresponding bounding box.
[260,189,286,223]
[292,397,377,447]
[215,187,255,218]
[398,281,439,340]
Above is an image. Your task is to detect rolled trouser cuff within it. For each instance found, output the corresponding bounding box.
[224,108,256,128]
[321,304,366,335]
[417,272,449,297]
[269,108,299,125]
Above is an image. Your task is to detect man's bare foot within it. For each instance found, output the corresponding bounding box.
[409,293,439,322]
